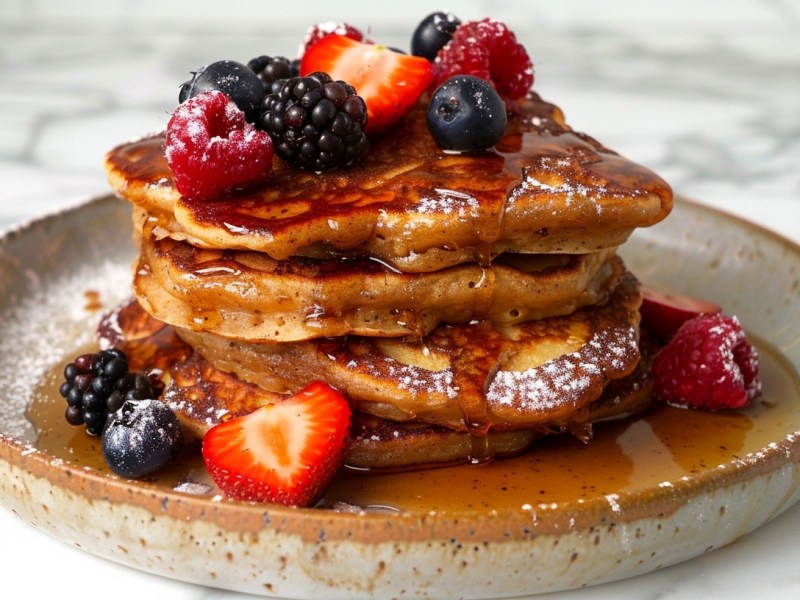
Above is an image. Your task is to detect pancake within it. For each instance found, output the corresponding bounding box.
[97,287,655,470]
[106,92,673,273]
[173,271,643,430]
[136,217,624,341]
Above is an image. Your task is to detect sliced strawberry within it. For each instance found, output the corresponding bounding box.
[201,381,351,506]
[639,287,722,342]
[300,35,434,134]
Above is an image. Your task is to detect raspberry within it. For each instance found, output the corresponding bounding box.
[652,313,762,411]
[165,90,274,199]
[301,21,364,55]
[433,19,533,101]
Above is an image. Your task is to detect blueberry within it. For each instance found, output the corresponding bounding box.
[411,11,461,61]
[179,60,264,123]
[426,75,507,151]
[102,399,183,478]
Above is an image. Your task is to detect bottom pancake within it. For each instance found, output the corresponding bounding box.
[98,282,659,470]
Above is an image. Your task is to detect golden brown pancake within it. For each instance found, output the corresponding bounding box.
[98,290,656,470]
[136,216,624,341]
[106,92,673,273]
[173,271,643,431]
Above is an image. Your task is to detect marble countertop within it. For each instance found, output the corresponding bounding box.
[1,1,799,598]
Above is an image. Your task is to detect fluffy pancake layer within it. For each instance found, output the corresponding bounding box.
[136,217,624,341]
[98,280,656,469]
[106,93,672,273]
[174,271,643,430]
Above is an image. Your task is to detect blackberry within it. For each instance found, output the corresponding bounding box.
[247,55,300,93]
[259,71,368,171]
[59,348,161,436]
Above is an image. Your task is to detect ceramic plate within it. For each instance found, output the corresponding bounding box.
[1,195,799,599]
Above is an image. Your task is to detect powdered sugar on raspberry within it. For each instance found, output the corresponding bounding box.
[165,90,273,199]
[652,313,761,410]
[433,18,533,100]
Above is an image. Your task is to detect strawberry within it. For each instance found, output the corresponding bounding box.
[639,287,722,342]
[201,381,351,506]
[299,35,434,134]
[652,313,761,411]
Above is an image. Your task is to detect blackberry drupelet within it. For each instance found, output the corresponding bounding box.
[247,55,300,94]
[59,348,161,436]
[259,71,368,171]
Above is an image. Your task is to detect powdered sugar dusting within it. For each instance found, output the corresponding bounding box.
[0,259,130,442]
[486,325,638,413]
[0,199,133,444]
[416,188,481,218]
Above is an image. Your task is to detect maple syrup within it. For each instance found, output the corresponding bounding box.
[24,336,800,514]
[106,93,672,268]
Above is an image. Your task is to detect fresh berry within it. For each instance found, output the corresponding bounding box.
[300,35,434,134]
[411,11,461,61]
[247,55,299,92]
[433,19,533,101]
[640,287,722,342]
[165,90,274,198]
[301,21,364,55]
[202,381,351,506]
[259,72,368,170]
[652,313,762,411]
[178,60,265,123]
[59,348,160,436]
[102,399,183,478]
[427,75,507,151]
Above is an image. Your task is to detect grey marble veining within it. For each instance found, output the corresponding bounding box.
[1,1,799,599]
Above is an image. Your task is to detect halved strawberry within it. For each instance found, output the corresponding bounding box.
[201,381,351,507]
[639,287,722,343]
[299,35,434,134]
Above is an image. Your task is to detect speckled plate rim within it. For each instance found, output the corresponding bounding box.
[1,194,799,599]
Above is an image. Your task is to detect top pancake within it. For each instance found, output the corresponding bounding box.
[106,92,673,273]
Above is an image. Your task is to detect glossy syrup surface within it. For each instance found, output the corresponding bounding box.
[25,338,800,514]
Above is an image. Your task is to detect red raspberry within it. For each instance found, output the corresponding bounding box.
[652,313,762,411]
[301,21,364,54]
[433,19,533,101]
[165,90,273,199]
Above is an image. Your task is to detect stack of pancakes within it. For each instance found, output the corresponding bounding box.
[103,92,673,469]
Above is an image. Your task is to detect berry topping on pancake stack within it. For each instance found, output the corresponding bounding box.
[96,11,760,505]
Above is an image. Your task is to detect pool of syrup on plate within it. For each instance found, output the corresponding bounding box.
[25,338,800,514]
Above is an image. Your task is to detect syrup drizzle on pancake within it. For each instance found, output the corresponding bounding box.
[106,93,673,270]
